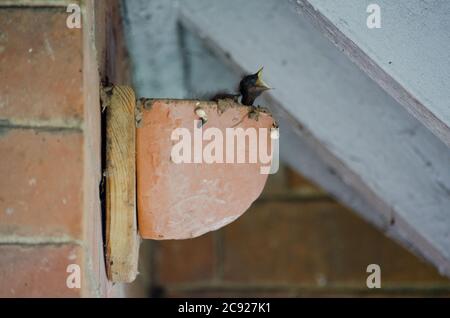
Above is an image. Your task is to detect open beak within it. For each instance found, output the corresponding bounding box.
[255,67,271,90]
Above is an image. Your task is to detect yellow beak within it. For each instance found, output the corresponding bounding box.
[255,67,271,89]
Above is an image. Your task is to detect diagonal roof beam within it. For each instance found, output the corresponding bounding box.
[296,0,450,147]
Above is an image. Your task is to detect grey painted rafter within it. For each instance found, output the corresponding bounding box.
[178,0,450,276]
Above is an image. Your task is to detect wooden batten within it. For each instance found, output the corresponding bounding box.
[104,85,140,283]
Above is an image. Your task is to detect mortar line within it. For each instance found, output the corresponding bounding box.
[0,236,82,246]
[166,281,450,293]
[0,1,73,8]
[0,123,82,133]
[214,230,225,282]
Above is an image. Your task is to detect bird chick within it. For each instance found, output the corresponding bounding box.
[239,67,271,106]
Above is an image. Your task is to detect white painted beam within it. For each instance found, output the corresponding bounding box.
[296,0,450,147]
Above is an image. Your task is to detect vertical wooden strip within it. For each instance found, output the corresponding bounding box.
[105,85,139,282]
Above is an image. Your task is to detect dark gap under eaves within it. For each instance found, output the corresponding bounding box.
[99,79,110,275]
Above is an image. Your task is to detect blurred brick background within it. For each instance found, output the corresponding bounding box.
[133,165,450,297]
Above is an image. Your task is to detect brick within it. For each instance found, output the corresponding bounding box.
[222,201,450,286]
[94,0,130,84]
[81,2,105,296]
[81,0,130,296]
[80,0,129,295]
[285,166,326,197]
[0,244,82,297]
[0,129,83,239]
[261,165,327,199]
[155,233,215,285]
[164,287,450,298]
[0,8,83,125]
[260,164,290,197]
[164,288,297,298]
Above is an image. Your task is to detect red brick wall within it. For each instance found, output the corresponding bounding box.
[0,0,129,297]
